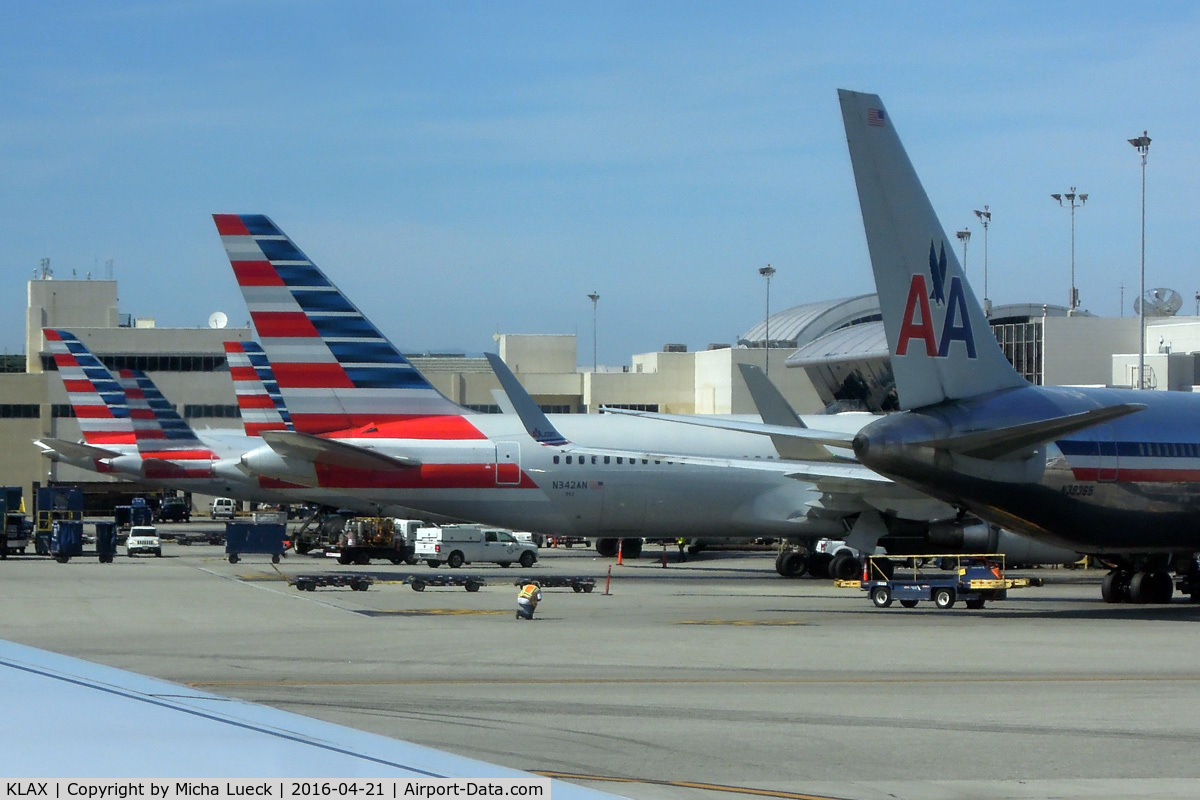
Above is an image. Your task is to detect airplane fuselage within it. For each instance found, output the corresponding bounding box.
[224,412,826,539]
[855,384,1200,554]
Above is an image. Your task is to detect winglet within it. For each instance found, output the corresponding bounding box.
[737,363,840,461]
[839,90,1025,409]
[484,353,569,446]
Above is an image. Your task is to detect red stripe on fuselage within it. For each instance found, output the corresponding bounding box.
[313,462,539,490]
[83,432,136,445]
[139,449,216,461]
[1071,467,1200,483]
[292,414,486,440]
[244,422,291,435]
[144,464,214,480]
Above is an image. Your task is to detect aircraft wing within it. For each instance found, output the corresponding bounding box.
[0,639,622,795]
[260,430,421,471]
[598,408,858,451]
[34,437,121,461]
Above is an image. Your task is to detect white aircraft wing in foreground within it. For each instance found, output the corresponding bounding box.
[0,638,624,797]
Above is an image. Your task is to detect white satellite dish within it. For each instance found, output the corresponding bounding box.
[208,311,229,329]
[1133,288,1183,317]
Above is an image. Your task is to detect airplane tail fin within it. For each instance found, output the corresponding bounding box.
[213,214,475,437]
[43,329,135,446]
[225,341,295,435]
[838,90,1025,409]
[116,369,209,453]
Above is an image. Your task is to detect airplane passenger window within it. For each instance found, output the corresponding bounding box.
[604,456,610,464]
[566,455,572,464]
[591,456,597,465]
[553,456,560,464]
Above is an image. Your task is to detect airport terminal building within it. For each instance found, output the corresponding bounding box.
[6,274,1200,508]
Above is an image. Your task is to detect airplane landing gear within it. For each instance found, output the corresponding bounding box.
[775,549,808,578]
[1102,566,1174,604]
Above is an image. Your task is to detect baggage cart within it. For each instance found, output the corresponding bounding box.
[291,573,373,592]
[406,574,485,592]
[513,576,595,593]
[95,521,118,563]
[225,522,287,564]
[50,520,84,563]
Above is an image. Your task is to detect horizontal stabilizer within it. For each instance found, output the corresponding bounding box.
[260,430,420,471]
[918,403,1147,460]
[784,462,892,485]
[34,438,120,461]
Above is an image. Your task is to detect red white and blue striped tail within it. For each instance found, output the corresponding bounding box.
[43,329,135,446]
[225,341,295,436]
[213,214,478,438]
[116,369,210,453]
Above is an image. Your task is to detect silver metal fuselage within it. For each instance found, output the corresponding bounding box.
[223,413,834,539]
[854,384,1200,554]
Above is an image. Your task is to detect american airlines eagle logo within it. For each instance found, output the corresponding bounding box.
[895,240,977,358]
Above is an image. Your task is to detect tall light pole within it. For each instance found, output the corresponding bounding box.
[956,228,971,278]
[973,205,991,315]
[1051,188,1087,314]
[758,264,776,376]
[1129,131,1151,389]
[587,292,600,372]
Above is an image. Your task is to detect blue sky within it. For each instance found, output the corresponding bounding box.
[3,2,1198,364]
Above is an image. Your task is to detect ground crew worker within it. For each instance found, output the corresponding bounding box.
[677,538,687,562]
[516,581,542,620]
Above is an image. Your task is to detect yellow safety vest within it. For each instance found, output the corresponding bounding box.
[518,584,540,602]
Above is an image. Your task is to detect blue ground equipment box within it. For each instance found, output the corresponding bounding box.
[225,522,287,564]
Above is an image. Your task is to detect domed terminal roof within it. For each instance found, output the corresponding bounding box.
[740,294,881,349]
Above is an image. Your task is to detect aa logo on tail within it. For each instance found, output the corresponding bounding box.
[895,241,977,359]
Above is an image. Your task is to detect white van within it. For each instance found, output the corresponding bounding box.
[414,524,538,569]
[210,497,237,519]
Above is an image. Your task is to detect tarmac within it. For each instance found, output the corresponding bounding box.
[4,527,1200,800]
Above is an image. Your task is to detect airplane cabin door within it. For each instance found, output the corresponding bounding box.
[495,442,521,485]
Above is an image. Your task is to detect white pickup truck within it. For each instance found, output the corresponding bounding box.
[414,525,538,568]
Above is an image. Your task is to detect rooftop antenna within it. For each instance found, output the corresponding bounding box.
[105,259,114,280]
[208,311,229,329]
[39,258,53,280]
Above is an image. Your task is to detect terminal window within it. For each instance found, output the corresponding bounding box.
[41,354,229,372]
[182,404,241,419]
